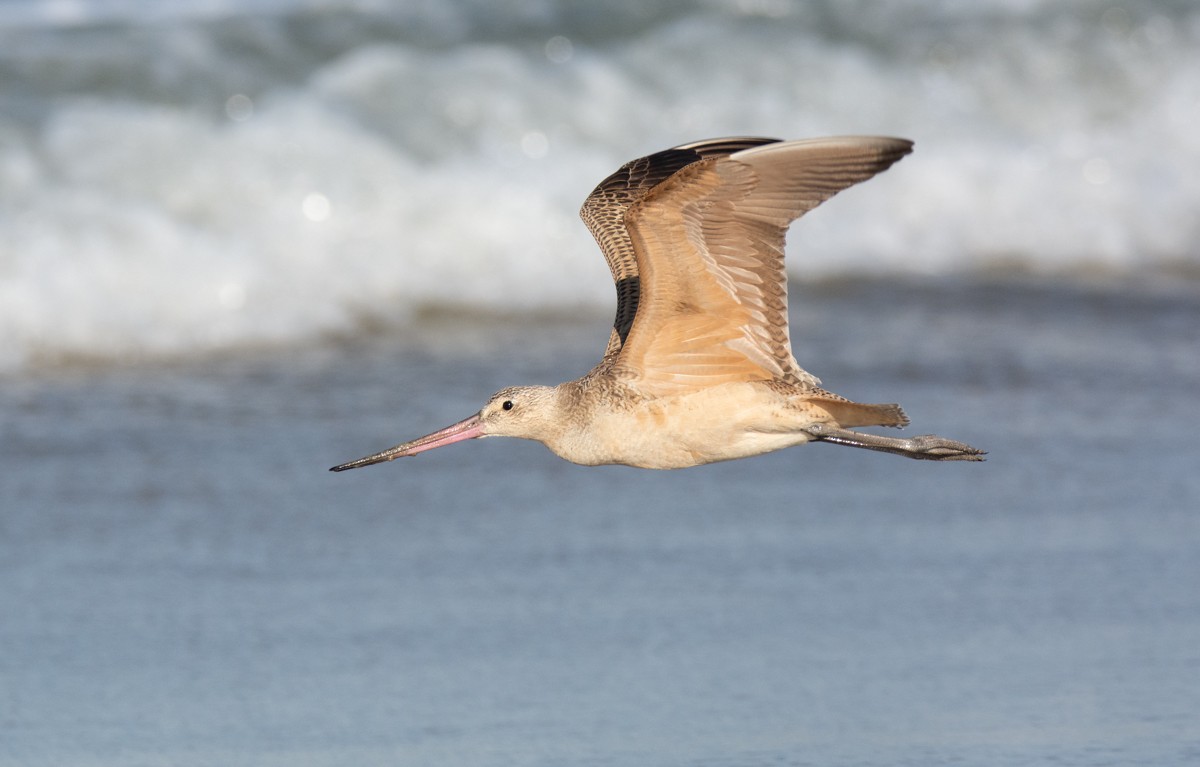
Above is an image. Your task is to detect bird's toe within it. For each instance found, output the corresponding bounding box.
[909,435,986,461]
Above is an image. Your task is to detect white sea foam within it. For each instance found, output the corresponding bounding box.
[1,0,1197,371]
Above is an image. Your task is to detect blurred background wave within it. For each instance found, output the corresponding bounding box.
[2,0,1197,372]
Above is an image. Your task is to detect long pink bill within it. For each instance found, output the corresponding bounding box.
[330,413,484,472]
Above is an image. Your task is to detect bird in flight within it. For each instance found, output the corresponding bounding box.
[332,136,984,471]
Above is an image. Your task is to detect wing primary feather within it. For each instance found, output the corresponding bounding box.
[580,137,783,360]
[614,136,914,395]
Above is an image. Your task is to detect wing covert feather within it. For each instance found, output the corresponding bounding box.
[613,136,913,395]
[579,138,780,358]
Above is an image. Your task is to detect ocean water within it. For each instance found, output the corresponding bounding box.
[1,0,1198,372]
[4,279,1200,766]
[3,2,1200,766]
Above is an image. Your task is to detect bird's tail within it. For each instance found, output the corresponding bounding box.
[805,397,910,429]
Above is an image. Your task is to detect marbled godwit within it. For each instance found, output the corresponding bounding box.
[332,136,984,471]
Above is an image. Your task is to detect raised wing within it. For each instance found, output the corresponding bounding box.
[579,137,780,360]
[612,136,914,396]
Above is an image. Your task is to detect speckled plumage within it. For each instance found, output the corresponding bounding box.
[579,137,778,359]
[332,136,985,471]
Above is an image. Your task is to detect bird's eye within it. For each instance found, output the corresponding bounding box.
[502,400,514,411]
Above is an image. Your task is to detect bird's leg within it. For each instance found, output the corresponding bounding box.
[802,423,985,462]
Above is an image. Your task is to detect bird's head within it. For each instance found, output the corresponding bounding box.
[476,385,564,438]
[330,384,562,471]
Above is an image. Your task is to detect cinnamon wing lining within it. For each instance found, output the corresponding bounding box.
[613,136,914,396]
[579,137,781,358]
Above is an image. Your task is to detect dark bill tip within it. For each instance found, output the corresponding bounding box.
[329,413,484,474]
[328,451,408,472]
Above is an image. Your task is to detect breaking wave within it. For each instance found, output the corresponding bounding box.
[2,0,1197,370]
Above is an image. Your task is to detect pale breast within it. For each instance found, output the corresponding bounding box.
[548,382,832,469]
